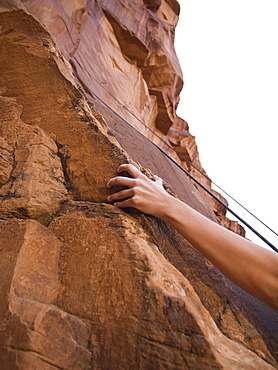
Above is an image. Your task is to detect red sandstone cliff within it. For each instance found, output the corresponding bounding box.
[0,1,277,369]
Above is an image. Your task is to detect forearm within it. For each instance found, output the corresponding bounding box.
[160,195,278,310]
[107,164,278,309]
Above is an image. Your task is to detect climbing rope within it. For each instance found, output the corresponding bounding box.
[71,61,278,253]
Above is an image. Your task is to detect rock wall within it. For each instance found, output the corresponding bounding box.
[18,0,242,233]
[0,1,277,369]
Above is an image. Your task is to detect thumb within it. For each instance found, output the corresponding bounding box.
[153,175,163,187]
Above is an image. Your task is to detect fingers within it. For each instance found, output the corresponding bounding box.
[116,163,143,178]
[107,188,134,203]
[107,176,135,189]
[107,164,141,189]
[107,163,166,213]
[113,198,134,208]
[115,164,163,187]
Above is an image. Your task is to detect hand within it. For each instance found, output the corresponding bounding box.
[107,163,172,217]
[108,167,278,310]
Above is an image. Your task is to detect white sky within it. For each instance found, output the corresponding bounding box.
[175,1,278,250]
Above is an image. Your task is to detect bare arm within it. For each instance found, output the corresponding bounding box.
[107,164,278,310]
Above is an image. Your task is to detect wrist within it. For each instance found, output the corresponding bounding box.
[155,193,183,221]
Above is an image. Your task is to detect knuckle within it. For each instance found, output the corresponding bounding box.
[132,196,139,205]
[110,178,117,185]
[118,190,126,198]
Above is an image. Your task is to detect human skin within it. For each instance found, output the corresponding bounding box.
[107,163,278,310]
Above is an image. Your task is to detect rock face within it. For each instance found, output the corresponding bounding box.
[0,1,277,369]
[0,96,67,224]
[18,0,242,234]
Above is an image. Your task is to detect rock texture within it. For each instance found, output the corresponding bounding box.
[17,0,241,234]
[0,96,67,224]
[0,1,277,369]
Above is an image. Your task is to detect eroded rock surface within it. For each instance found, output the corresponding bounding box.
[18,0,239,232]
[0,1,277,369]
[0,96,67,224]
[0,219,92,369]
